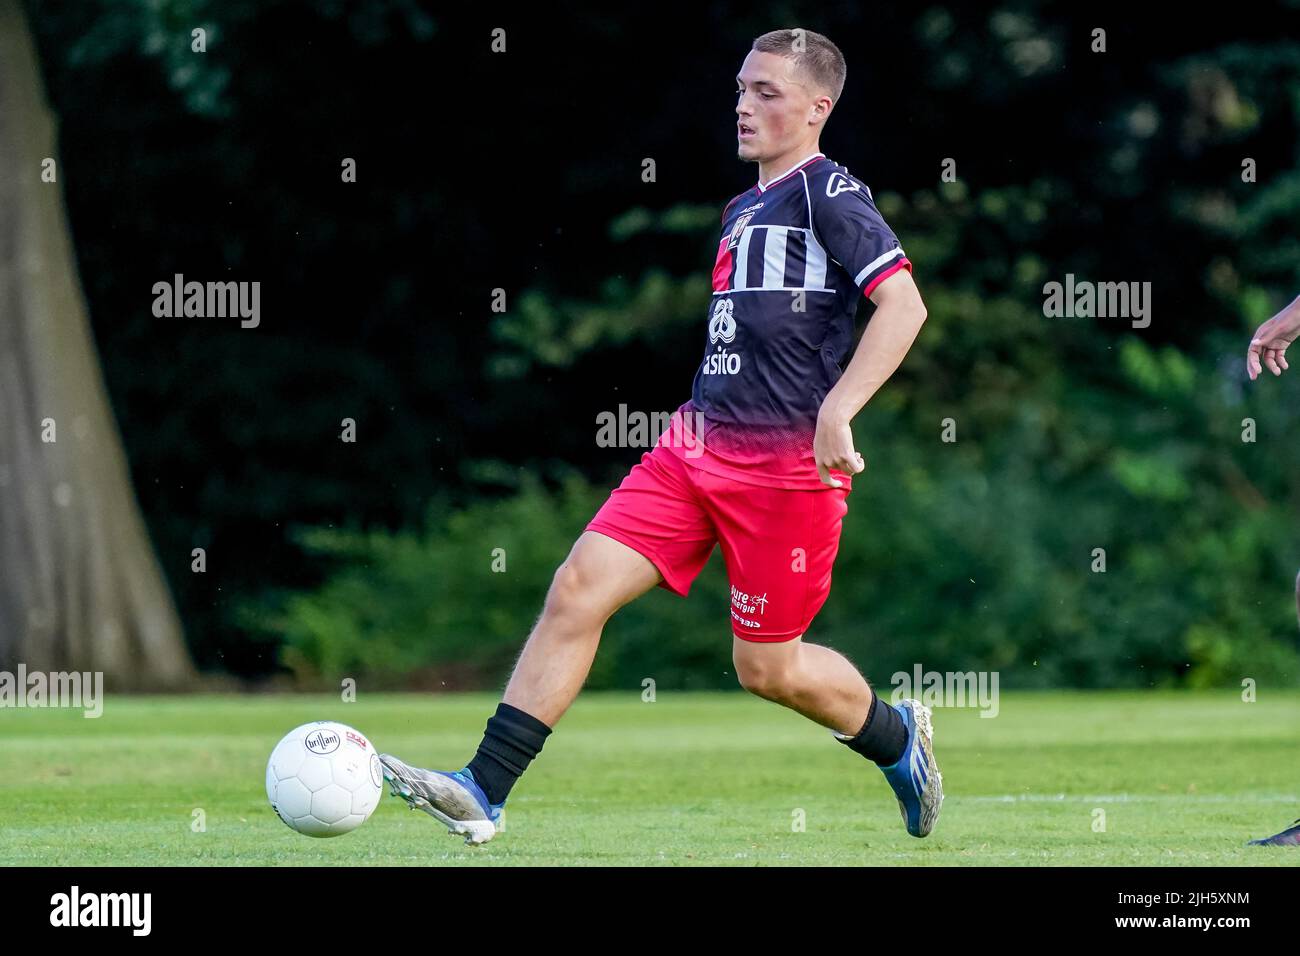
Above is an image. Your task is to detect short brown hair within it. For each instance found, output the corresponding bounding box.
[751,29,846,104]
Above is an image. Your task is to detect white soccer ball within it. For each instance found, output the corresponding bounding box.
[266,721,383,837]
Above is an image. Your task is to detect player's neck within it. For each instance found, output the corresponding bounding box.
[758,144,823,188]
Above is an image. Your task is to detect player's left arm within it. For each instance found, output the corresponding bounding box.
[814,269,927,487]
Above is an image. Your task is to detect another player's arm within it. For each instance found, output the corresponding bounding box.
[1246,293,1300,380]
[814,269,927,488]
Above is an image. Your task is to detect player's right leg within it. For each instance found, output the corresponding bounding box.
[380,531,664,845]
[504,529,667,727]
[381,445,717,844]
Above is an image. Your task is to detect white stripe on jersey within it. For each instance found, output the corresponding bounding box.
[804,229,828,289]
[719,225,837,295]
[760,228,788,289]
[734,226,756,288]
[854,247,907,287]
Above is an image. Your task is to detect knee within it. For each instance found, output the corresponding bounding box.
[733,649,795,700]
[543,555,604,626]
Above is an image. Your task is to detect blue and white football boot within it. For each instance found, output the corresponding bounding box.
[876,698,944,837]
[378,754,504,846]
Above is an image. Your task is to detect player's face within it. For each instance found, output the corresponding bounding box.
[735,50,820,162]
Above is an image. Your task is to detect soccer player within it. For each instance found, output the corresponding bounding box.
[1243,294,1300,848]
[379,28,941,845]
[1245,292,1300,626]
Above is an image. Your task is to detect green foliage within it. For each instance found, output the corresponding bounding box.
[251,312,1300,689]
[29,1,1300,685]
[250,151,1300,691]
[817,327,1300,690]
[241,465,739,688]
[488,269,706,378]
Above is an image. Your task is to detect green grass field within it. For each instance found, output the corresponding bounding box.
[2,690,1298,866]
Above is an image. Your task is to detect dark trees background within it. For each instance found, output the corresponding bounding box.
[11,0,1300,687]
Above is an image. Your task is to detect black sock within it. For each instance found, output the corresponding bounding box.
[833,692,907,766]
[465,702,552,805]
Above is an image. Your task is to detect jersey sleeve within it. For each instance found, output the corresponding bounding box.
[810,172,912,298]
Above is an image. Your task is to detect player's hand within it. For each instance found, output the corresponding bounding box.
[813,413,865,488]
[1246,305,1300,380]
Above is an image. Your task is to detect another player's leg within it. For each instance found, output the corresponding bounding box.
[1247,818,1300,846]
[1250,577,1300,844]
[733,635,942,837]
[381,530,663,844]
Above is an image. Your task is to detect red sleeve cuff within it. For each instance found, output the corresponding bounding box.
[861,258,912,298]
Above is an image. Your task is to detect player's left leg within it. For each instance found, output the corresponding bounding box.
[704,472,942,836]
[733,635,942,837]
[731,634,868,729]
[703,471,870,726]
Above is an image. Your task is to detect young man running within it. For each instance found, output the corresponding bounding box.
[379,28,940,845]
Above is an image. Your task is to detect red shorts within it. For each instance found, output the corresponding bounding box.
[585,443,850,642]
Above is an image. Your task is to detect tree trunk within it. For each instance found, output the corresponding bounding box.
[0,0,195,688]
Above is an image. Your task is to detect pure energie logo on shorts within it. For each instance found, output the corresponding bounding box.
[730,584,769,630]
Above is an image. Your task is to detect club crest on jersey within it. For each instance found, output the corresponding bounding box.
[727,211,756,251]
[826,172,861,198]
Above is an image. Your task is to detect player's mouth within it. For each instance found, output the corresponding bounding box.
[738,123,756,140]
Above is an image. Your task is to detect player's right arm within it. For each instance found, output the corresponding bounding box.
[1247,294,1300,380]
